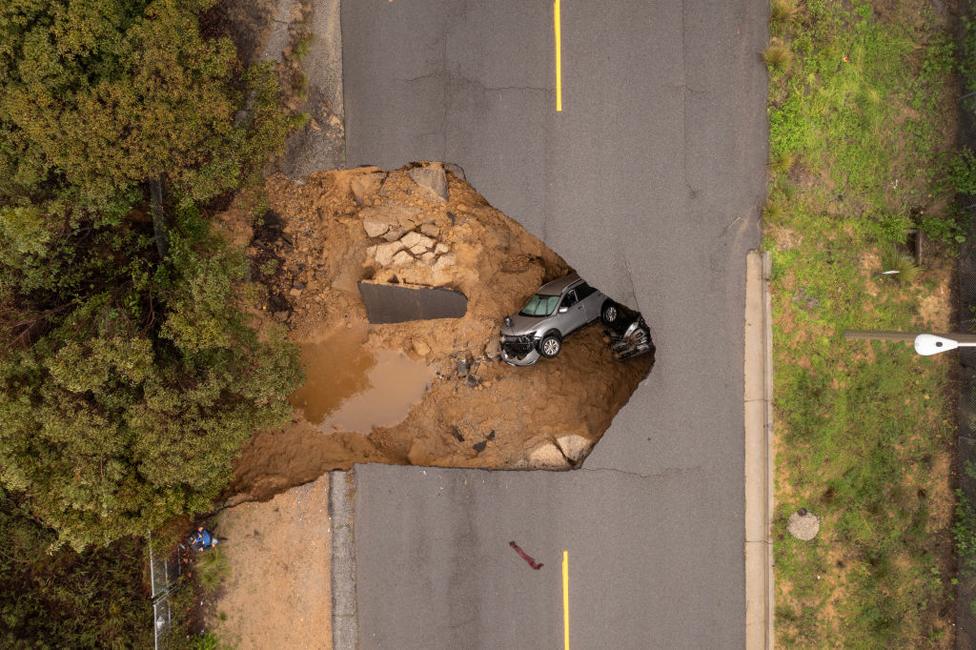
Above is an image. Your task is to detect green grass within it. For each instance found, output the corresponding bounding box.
[766,1,957,646]
[195,547,230,595]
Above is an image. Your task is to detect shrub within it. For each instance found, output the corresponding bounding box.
[947,148,976,197]
[764,37,794,72]
[771,0,799,25]
[955,492,976,576]
[918,211,967,246]
[879,248,920,283]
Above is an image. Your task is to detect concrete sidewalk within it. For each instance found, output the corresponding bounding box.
[744,250,774,649]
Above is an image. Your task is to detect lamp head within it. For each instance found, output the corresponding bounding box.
[914,334,958,356]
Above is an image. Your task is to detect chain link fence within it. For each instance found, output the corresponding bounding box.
[148,533,182,650]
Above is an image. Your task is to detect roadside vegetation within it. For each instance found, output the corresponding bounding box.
[0,0,300,644]
[766,0,960,645]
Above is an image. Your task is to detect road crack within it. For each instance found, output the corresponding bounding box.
[578,464,703,481]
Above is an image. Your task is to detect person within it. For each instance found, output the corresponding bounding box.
[189,526,218,552]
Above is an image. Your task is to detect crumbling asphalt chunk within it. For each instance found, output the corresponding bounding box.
[408,163,448,201]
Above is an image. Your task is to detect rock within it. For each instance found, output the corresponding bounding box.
[273,310,289,322]
[555,435,592,464]
[787,509,820,541]
[433,253,456,272]
[421,251,436,263]
[400,231,435,251]
[410,243,429,256]
[362,216,389,238]
[373,241,405,266]
[408,164,449,201]
[466,374,480,388]
[391,250,414,266]
[360,205,421,236]
[435,242,449,254]
[288,287,302,298]
[412,339,431,356]
[484,337,501,360]
[395,211,420,230]
[528,442,570,469]
[350,172,385,204]
[444,162,466,181]
[420,222,440,237]
[472,440,487,454]
[382,226,405,242]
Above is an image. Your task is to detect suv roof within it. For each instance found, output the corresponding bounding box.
[537,272,581,296]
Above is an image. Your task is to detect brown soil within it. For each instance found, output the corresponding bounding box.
[226,165,652,501]
[212,474,331,648]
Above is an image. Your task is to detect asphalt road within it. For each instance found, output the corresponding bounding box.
[343,1,768,648]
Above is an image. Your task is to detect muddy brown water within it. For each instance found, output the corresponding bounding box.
[289,325,434,433]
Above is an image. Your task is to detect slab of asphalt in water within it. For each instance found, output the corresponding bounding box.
[289,326,434,434]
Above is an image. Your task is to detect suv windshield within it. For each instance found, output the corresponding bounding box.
[519,294,560,317]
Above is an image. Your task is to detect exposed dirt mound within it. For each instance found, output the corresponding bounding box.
[226,164,652,501]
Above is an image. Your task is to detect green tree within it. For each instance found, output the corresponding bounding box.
[0,489,151,648]
[0,0,301,550]
[0,0,289,208]
[0,207,300,550]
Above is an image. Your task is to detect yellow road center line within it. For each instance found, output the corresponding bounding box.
[554,0,563,112]
[562,549,570,650]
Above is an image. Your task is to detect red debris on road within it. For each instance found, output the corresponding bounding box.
[509,541,544,570]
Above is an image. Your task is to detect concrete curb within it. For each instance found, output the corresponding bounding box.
[744,250,774,649]
[330,470,358,649]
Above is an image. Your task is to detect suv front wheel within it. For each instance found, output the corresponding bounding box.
[539,331,562,358]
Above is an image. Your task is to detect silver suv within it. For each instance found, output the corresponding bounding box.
[499,272,616,366]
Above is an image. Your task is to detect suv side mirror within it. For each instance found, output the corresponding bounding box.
[558,306,569,313]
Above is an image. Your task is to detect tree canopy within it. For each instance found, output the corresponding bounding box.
[0,0,300,550]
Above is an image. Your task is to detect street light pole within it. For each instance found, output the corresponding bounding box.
[844,330,976,356]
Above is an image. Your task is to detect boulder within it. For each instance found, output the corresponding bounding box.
[350,172,386,205]
[412,339,431,356]
[528,442,570,469]
[408,164,449,201]
[373,241,405,266]
[555,435,593,464]
[391,250,415,266]
[435,242,449,254]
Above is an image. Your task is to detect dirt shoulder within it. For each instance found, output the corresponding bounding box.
[212,474,331,649]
